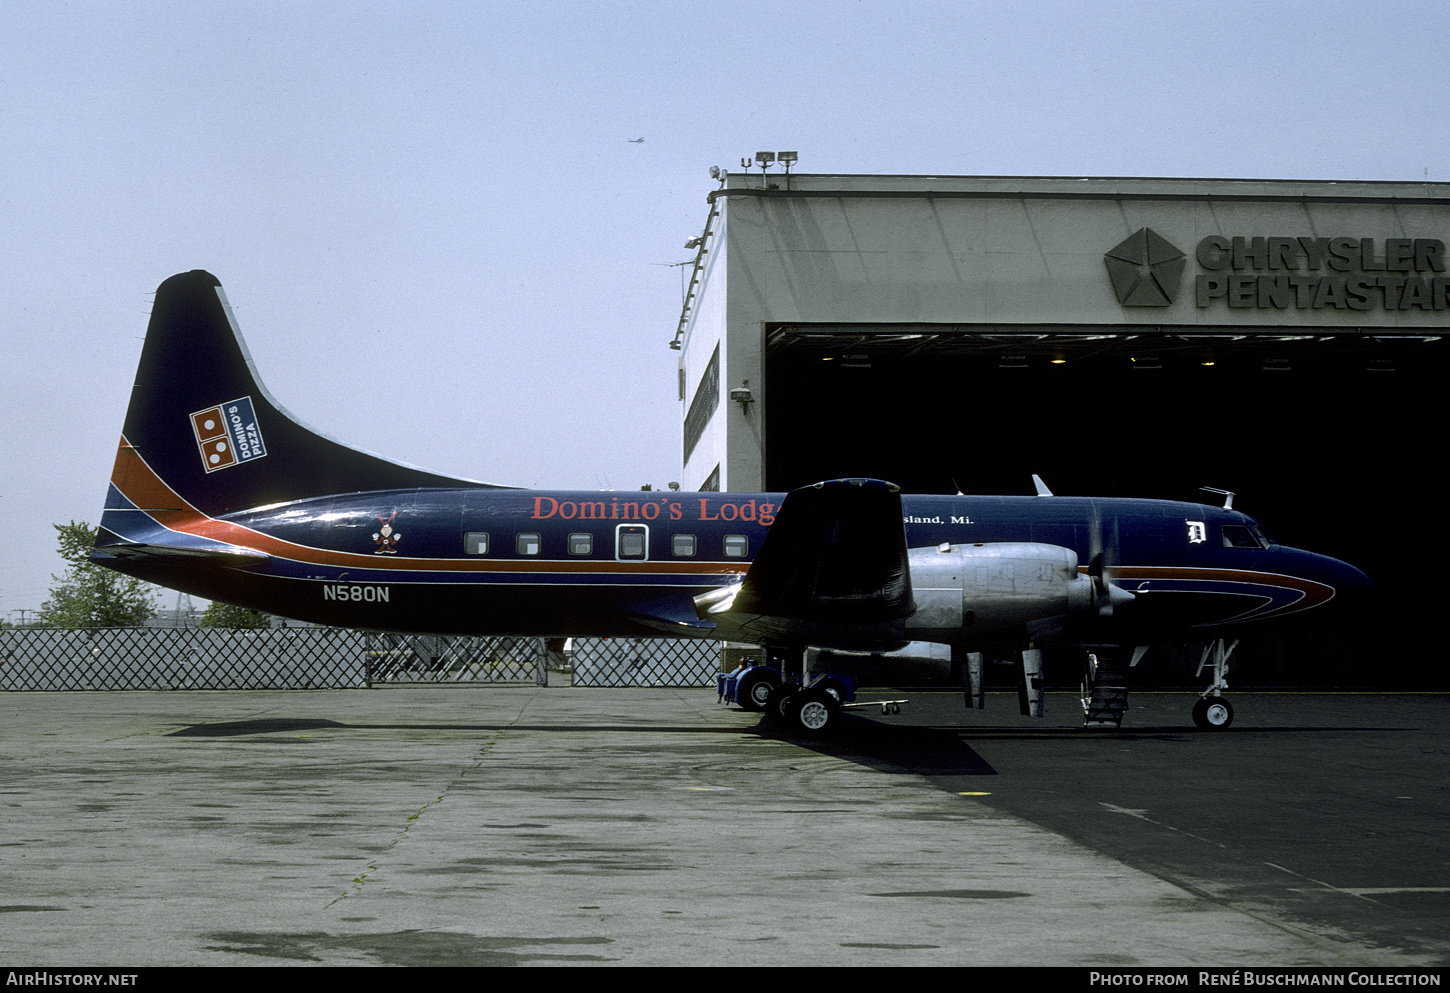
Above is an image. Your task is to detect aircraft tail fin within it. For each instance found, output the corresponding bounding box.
[104,270,502,529]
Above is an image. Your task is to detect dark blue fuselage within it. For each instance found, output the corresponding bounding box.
[99,484,1369,644]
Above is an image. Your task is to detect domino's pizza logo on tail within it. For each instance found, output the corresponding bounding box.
[190,396,268,473]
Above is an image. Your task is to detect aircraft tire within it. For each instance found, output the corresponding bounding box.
[766,685,797,722]
[1192,696,1234,730]
[736,669,777,712]
[817,677,848,704]
[787,688,839,736]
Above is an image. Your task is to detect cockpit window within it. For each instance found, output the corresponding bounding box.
[1222,524,1266,549]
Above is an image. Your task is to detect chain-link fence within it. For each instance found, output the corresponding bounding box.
[567,637,721,687]
[364,634,549,684]
[0,628,725,690]
[0,627,368,690]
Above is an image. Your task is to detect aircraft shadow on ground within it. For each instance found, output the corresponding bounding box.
[165,714,1407,788]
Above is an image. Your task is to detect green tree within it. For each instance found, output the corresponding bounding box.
[199,601,271,629]
[37,522,158,628]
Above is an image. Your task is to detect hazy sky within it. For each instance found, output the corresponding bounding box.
[3,0,1445,619]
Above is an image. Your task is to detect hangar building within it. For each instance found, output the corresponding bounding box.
[673,171,1449,685]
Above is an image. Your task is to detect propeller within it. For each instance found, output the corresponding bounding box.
[1088,502,1134,618]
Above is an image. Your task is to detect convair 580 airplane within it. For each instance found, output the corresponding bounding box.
[92,271,1370,732]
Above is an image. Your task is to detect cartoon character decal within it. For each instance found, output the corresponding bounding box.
[373,512,402,554]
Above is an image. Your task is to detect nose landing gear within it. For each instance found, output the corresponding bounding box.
[1193,638,1238,730]
[1192,695,1235,729]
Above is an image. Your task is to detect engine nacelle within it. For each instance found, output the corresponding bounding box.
[807,641,955,684]
[905,542,1094,639]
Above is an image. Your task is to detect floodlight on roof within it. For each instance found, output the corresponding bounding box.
[776,151,798,165]
[755,151,775,168]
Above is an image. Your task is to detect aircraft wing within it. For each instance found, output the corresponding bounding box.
[697,478,914,649]
[621,596,719,634]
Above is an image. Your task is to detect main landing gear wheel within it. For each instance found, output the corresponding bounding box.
[1192,696,1234,730]
[736,668,778,712]
[767,684,797,721]
[816,677,847,705]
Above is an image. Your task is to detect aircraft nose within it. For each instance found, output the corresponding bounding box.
[1296,549,1371,601]
[1336,560,1372,599]
[1262,545,1369,612]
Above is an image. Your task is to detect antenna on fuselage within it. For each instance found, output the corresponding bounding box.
[1201,486,1235,510]
[1031,474,1053,497]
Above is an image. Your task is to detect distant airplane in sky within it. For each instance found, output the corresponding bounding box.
[627,137,644,143]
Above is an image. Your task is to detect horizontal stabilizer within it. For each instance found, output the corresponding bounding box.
[90,530,270,570]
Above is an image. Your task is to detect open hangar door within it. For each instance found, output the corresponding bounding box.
[764,326,1446,690]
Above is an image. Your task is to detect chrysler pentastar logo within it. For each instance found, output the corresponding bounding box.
[1104,228,1187,306]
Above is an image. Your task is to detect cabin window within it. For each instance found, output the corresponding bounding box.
[516,532,541,556]
[723,534,748,558]
[464,532,489,555]
[1221,525,1265,549]
[672,534,697,557]
[568,533,593,556]
[617,524,648,561]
